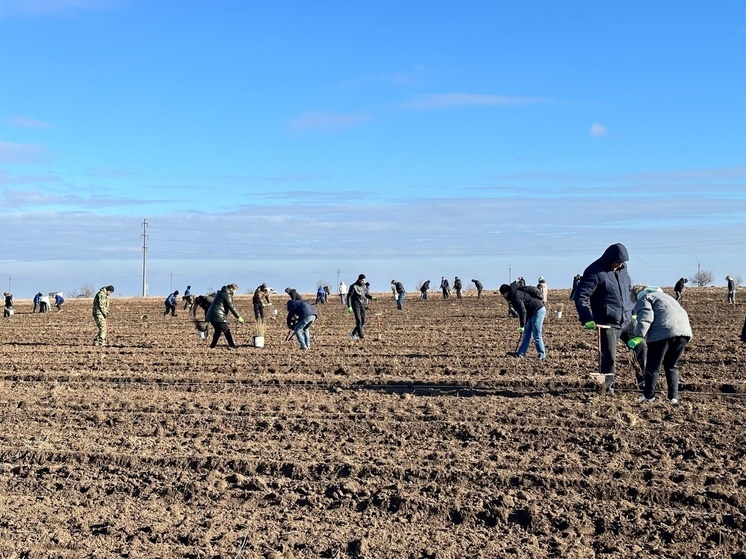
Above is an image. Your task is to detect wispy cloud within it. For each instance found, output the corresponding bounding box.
[590,123,609,137]
[400,93,549,110]
[7,116,51,129]
[288,111,373,132]
[0,0,118,17]
[0,141,46,163]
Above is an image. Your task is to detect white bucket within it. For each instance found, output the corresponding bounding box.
[554,311,563,319]
[199,331,207,340]
[253,335,265,348]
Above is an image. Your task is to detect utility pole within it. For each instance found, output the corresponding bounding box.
[141,219,148,297]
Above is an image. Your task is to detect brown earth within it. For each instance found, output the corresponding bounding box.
[0,288,744,559]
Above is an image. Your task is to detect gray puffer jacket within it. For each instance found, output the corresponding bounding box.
[633,287,693,343]
[206,286,241,323]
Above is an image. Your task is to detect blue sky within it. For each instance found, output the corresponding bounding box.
[1,0,744,297]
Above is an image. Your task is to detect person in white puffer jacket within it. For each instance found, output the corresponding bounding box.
[629,285,693,404]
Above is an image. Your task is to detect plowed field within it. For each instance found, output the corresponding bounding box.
[1,288,744,558]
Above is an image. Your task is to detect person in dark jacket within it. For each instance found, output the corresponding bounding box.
[570,274,582,300]
[726,276,736,305]
[286,299,318,349]
[164,290,179,316]
[574,243,646,392]
[500,283,546,359]
[285,287,303,301]
[206,284,245,349]
[673,277,687,302]
[472,279,483,299]
[191,293,214,339]
[3,292,13,318]
[54,292,65,311]
[32,291,43,313]
[453,277,463,299]
[440,277,450,299]
[346,274,376,339]
[420,280,430,300]
[391,280,405,310]
[253,283,273,321]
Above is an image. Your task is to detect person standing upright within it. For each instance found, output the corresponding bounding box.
[440,277,450,299]
[570,274,582,300]
[253,283,272,322]
[347,274,376,339]
[3,292,13,317]
[338,281,347,305]
[453,277,463,299]
[726,275,736,305]
[92,285,114,346]
[206,284,245,349]
[574,243,646,393]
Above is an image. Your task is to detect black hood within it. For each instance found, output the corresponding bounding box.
[599,243,629,265]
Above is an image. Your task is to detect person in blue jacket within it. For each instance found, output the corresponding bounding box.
[32,292,43,313]
[164,290,179,316]
[54,292,65,311]
[182,285,194,310]
[573,243,646,393]
[286,299,318,349]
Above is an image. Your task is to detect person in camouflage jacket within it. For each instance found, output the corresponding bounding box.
[93,285,115,346]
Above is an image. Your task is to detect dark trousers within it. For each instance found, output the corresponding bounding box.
[643,336,688,400]
[599,319,646,389]
[210,321,236,348]
[352,301,366,338]
[253,303,264,320]
[164,303,176,316]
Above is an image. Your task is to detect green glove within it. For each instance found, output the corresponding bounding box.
[372,297,378,301]
[584,321,597,330]
[518,327,524,333]
[237,317,245,324]
[628,337,643,348]
[347,307,353,314]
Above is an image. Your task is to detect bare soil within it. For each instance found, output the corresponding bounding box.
[0,288,744,559]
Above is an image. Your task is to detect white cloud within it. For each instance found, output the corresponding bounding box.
[0,141,46,163]
[7,116,51,129]
[590,123,609,137]
[400,93,548,110]
[287,111,373,132]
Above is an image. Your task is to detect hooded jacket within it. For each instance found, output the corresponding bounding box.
[505,283,545,328]
[633,287,692,343]
[574,243,634,327]
[206,285,241,323]
[286,300,317,328]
